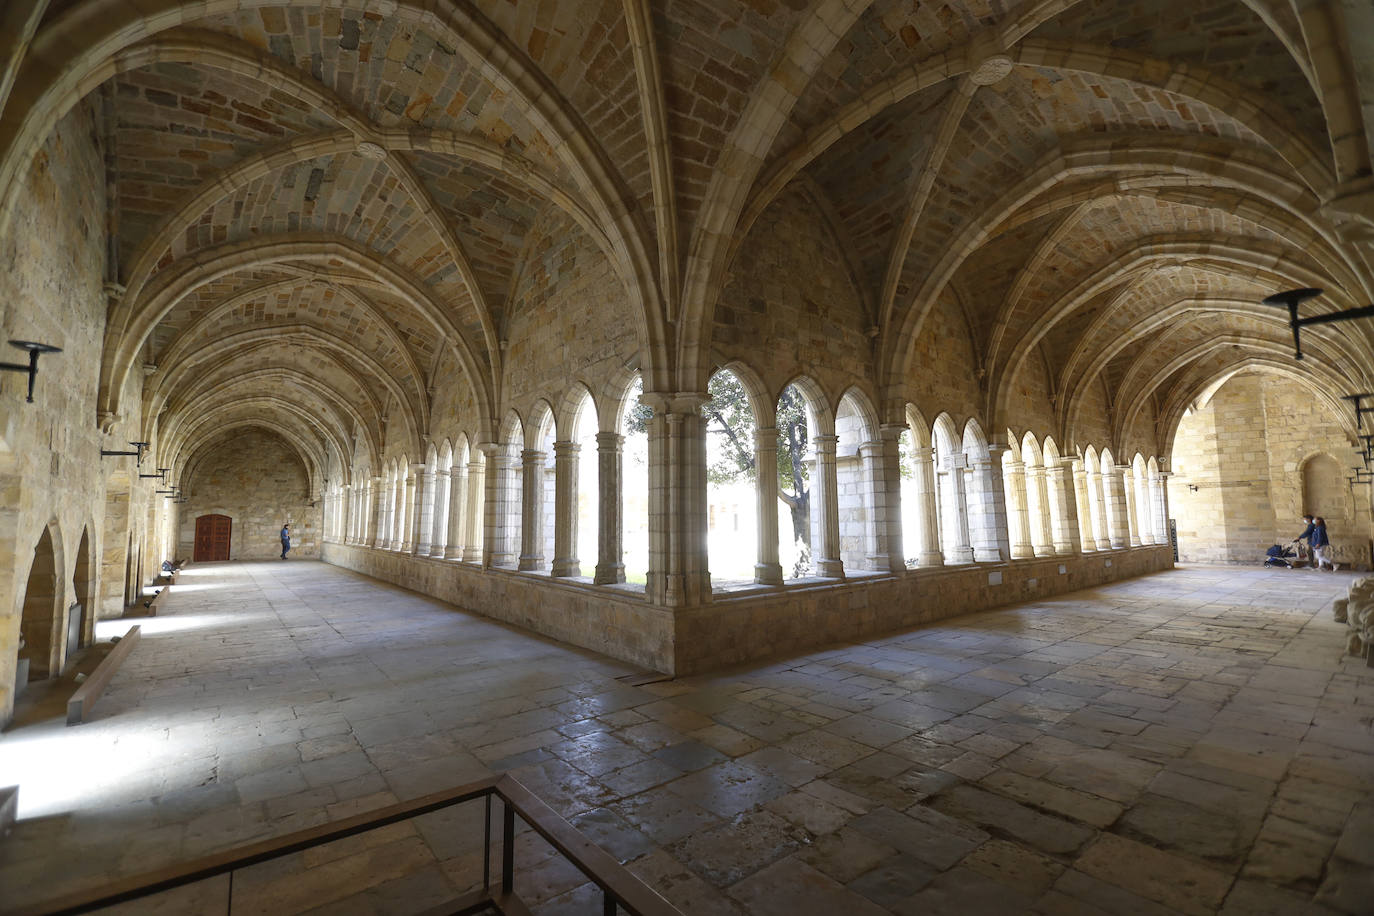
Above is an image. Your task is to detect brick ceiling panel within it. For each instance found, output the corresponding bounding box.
[1031,0,1326,149]
[777,0,1021,165]
[196,9,572,185]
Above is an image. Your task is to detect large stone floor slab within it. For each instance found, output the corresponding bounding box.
[0,561,1370,914]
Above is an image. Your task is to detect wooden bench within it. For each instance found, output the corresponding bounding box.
[67,625,141,726]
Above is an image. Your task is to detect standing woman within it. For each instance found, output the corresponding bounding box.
[280,523,291,560]
[1311,517,1332,571]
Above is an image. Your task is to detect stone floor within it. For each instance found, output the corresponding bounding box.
[1,560,1371,915]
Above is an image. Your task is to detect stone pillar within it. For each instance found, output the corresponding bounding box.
[484,444,518,567]
[1151,471,1171,549]
[753,428,784,585]
[970,449,1010,563]
[1004,459,1034,559]
[414,469,434,556]
[1083,462,1106,550]
[368,477,383,548]
[398,465,417,552]
[445,464,467,559]
[864,426,906,573]
[518,449,547,570]
[911,447,944,567]
[645,395,712,605]
[1133,471,1154,544]
[1028,465,1055,556]
[1121,466,1142,547]
[428,470,449,557]
[1046,460,1081,555]
[552,441,580,577]
[463,456,484,563]
[594,431,625,584]
[1104,466,1129,549]
[812,434,844,578]
[945,452,975,564]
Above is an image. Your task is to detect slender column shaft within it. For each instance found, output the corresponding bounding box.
[945,452,975,564]
[1104,466,1129,549]
[463,458,484,562]
[552,441,581,577]
[446,464,467,559]
[594,431,625,584]
[813,434,844,578]
[1120,466,1141,547]
[414,470,434,555]
[866,426,906,573]
[754,428,784,585]
[1151,471,1171,551]
[1028,465,1055,556]
[1005,459,1034,559]
[368,477,383,548]
[970,451,1010,563]
[912,448,944,567]
[1133,471,1154,544]
[1085,465,1107,550]
[518,449,547,570]
[428,470,449,556]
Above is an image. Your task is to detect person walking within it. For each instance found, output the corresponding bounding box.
[280,523,291,560]
[1291,514,1316,566]
[1311,517,1334,571]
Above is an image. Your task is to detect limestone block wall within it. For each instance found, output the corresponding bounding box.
[324,540,1172,675]
[0,101,161,725]
[1170,374,1373,564]
[178,430,322,560]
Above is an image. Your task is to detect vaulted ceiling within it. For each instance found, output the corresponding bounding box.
[1,0,1370,486]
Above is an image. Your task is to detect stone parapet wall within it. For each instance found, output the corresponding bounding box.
[322,542,1173,675]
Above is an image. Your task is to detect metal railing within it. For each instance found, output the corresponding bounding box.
[13,774,682,916]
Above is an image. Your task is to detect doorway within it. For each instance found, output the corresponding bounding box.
[194,514,232,561]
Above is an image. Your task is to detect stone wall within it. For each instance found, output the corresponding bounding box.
[324,540,1173,675]
[0,101,166,725]
[178,430,322,560]
[1171,374,1373,565]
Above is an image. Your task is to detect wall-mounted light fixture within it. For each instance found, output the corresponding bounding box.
[1187,484,1199,492]
[1,340,62,402]
[1263,289,1374,360]
[101,440,149,462]
[138,466,169,480]
[1342,394,1374,430]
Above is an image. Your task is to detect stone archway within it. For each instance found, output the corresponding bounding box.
[18,524,63,682]
[72,527,96,651]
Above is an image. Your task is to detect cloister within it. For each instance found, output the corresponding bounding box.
[1,0,1373,912]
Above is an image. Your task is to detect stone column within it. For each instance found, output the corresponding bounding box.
[1083,462,1106,550]
[428,470,449,557]
[463,456,484,563]
[552,441,581,576]
[1133,471,1154,544]
[368,477,383,548]
[1028,465,1055,556]
[1121,466,1142,547]
[518,449,547,570]
[1104,466,1129,549]
[863,426,906,573]
[414,469,434,556]
[945,452,975,564]
[1004,459,1034,559]
[445,464,467,559]
[753,428,784,585]
[1045,460,1081,555]
[484,444,518,567]
[400,465,419,552]
[969,449,1010,563]
[911,447,944,567]
[644,395,712,605]
[594,431,625,585]
[812,434,844,578]
[1151,471,1171,549]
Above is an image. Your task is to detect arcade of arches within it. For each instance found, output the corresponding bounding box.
[1,0,1373,906]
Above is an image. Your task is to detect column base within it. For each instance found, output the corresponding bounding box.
[551,559,581,577]
[444,547,463,559]
[754,563,783,585]
[1011,544,1035,559]
[416,543,431,557]
[916,552,945,568]
[463,547,481,563]
[1033,546,1056,558]
[593,562,625,585]
[518,555,544,571]
[815,558,845,579]
[949,547,975,565]
[974,548,1003,563]
[427,547,445,558]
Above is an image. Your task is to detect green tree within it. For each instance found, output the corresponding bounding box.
[700,373,811,564]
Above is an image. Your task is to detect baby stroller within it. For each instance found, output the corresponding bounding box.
[1264,544,1296,568]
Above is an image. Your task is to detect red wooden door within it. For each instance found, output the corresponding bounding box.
[194,514,232,561]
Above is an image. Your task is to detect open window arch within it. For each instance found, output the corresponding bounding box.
[1100,446,1123,548]
[18,521,65,682]
[1146,455,1164,547]
[1021,431,1054,557]
[548,383,599,578]
[428,438,453,557]
[932,413,973,565]
[1131,452,1153,545]
[617,374,650,584]
[523,399,556,572]
[900,404,943,568]
[1080,445,1106,551]
[454,431,483,562]
[776,375,834,579]
[836,387,884,572]
[702,363,762,584]
[962,418,1005,563]
[490,411,524,568]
